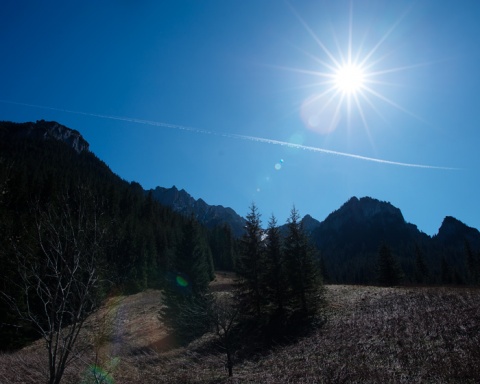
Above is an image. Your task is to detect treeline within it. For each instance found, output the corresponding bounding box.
[375,241,480,287]
[313,219,480,286]
[319,240,480,287]
[160,203,324,376]
[236,204,323,329]
[0,126,235,350]
[160,203,325,343]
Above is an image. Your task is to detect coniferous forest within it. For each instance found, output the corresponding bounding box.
[0,121,192,350]
[0,122,325,353]
[1,121,480,383]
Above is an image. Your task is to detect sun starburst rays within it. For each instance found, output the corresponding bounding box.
[292,4,421,137]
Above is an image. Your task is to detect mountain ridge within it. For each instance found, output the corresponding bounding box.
[0,120,89,153]
[148,185,246,237]
[3,119,480,284]
[4,119,476,238]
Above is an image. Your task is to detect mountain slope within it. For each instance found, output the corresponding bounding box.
[2,120,480,286]
[0,120,203,349]
[310,197,430,283]
[0,120,89,153]
[313,196,429,251]
[434,216,480,250]
[149,186,246,237]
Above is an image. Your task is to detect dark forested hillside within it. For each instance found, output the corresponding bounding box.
[0,120,225,350]
[1,120,479,353]
[310,197,480,285]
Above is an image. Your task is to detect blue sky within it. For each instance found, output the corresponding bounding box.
[2,0,480,236]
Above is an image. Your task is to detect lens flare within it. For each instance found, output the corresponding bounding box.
[176,275,189,287]
[84,364,114,384]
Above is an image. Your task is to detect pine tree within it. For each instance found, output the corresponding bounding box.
[413,244,429,284]
[377,244,403,286]
[209,224,237,271]
[160,218,213,343]
[260,214,292,337]
[263,215,288,314]
[283,206,323,318]
[235,203,265,320]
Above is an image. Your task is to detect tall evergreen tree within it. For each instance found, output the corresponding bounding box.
[209,224,237,271]
[263,215,288,314]
[377,244,403,286]
[283,206,323,317]
[160,218,214,343]
[413,244,429,284]
[235,203,265,320]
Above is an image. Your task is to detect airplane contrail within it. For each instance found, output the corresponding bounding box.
[0,99,457,170]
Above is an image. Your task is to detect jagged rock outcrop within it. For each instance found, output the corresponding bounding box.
[0,120,89,153]
[149,186,246,237]
[433,216,480,250]
[323,196,405,232]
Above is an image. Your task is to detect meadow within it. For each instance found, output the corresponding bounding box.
[1,279,479,383]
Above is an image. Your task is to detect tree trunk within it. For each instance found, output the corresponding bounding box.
[226,349,233,377]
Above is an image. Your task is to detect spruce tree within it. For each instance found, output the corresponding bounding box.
[235,203,265,320]
[377,244,403,286]
[413,244,429,284]
[283,206,323,318]
[263,215,288,315]
[160,218,213,343]
[260,214,293,337]
[209,224,237,271]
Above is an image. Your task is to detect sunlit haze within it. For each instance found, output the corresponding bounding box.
[1,0,480,235]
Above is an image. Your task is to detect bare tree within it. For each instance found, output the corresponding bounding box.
[210,293,240,377]
[1,190,107,384]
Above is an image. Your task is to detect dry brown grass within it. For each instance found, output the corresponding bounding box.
[1,281,479,383]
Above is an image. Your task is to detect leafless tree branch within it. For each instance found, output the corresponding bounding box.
[1,188,107,384]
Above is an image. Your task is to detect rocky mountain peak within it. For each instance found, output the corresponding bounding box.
[346,196,403,220]
[439,216,463,234]
[149,186,246,237]
[325,196,405,232]
[0,120,89,153]
[435,216,480,249]
[301,214,322,234]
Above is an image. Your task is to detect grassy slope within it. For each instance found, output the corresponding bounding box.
[1,280,479,383]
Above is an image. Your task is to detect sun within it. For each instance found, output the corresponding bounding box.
[333,63,366,95]
[288,4,420,135]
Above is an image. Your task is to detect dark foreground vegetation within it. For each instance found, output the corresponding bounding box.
[1,284,479,383]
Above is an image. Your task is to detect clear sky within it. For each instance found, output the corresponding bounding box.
[2,0,480,236]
